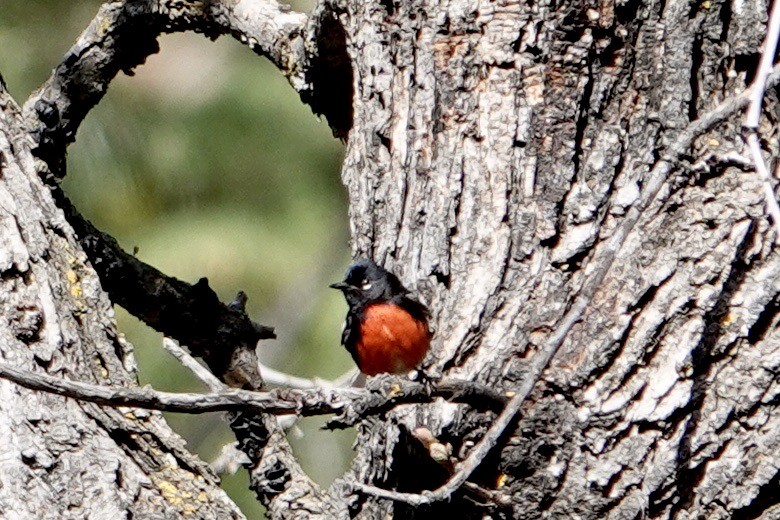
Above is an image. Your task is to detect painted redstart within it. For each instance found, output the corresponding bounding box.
[330,259,431,376]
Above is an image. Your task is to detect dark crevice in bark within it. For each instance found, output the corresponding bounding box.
[379,0,396,17]
[731,469,780,520]
[572,55,594,183]
[608,301,688,395]
[733,53,760,85]
[579,273,674,388]
[444,326,485,371]
[539,198,567,249]
[746,292,780,344]
[550,245,592,272]
[305,11,354,138]
[688,34,704,121]
[717,0,732,43]
[671,220,758,517]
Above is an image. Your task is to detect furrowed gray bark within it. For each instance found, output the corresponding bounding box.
[0,85,243,518]
[1,0,779,518]
[332,0,780,518]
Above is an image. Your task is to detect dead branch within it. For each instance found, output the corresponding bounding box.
[16,1,331,510]
[162,338,226,392]
[22,0,309,177]
[50,184,272,386]
[744,0,780,242]
[0,362,508,421]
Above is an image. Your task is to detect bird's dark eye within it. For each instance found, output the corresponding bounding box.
[361,278,372,290]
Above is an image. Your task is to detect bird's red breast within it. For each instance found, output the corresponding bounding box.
[356,302,431,376]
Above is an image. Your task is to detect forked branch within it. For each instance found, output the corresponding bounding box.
[23,0,310,177]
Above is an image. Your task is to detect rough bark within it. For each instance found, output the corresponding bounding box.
[333,0,780,518]
[0,84,243,517]
[2,0,779,518]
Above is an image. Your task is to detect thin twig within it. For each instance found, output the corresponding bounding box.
[163,338,224,392]
[354,62,780,508]
[259,362,320,390]
[745,4,780,128]
[165,334,358,392]
[163,337,307,429]
[744,0,780,243]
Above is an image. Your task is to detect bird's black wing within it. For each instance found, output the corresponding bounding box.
[340,310,362,367]
[398,295,431,331]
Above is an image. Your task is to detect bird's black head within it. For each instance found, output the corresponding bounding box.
[329,258,406,308]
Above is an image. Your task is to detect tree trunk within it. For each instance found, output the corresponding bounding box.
[334,0,780,517]
[1,0,778,517]
[0,82,243,518]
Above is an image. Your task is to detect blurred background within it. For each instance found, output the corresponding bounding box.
[1,1,353,516]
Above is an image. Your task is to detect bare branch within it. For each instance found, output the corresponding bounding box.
[0,362,333,415]
[259,362,321,390]
[163,338,224,392]
[745,3,780,128]
[353,62,780,508]
[0,363,508,420]
[744,0,780,243]
[22,0,309,177]
[49,185,272,387]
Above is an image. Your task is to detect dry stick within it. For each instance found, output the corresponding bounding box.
[258,362,321,390]
[744,0,780,243]
[355,66,780,506]
[162,337,325,430]
[163,338,225,392]
[163,337,321,395]
[0,362,321,414]
[0,362,507,420]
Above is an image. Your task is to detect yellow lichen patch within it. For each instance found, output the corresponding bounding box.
[151,474,206,516]
[66,270,83,298]
[156,479,184,506]
[96,17,112,36]
[388,383,402,398]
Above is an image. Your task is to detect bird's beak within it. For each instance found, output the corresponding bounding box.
[329,282,350,291]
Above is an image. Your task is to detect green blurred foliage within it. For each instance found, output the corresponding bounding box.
[1,1,355,517]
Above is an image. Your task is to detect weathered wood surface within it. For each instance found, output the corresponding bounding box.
[335,0,780,517]
[0,85,244,519]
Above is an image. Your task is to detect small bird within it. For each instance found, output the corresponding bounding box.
[330,259,431,376]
